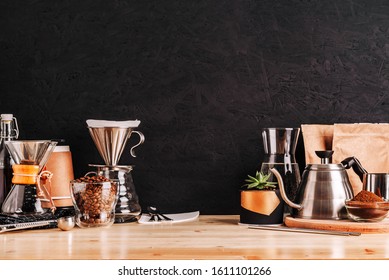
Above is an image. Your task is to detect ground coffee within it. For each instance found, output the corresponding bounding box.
[351,190,383,203]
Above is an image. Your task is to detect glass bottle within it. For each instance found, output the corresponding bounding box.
[0,114,19,208]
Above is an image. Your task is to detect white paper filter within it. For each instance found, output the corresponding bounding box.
[86,119,141,128]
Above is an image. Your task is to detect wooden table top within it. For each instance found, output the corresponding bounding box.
[1,215,389,260]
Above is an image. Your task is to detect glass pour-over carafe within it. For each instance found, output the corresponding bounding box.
[1,140,57,214]
[260,128,301,207]
[89,164,141,223]
[86,119,144,223]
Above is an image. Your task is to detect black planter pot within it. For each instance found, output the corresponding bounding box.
[240,189,284,225]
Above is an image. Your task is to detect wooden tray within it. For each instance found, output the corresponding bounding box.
[285,216,389,234]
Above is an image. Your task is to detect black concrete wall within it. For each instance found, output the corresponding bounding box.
[1,0,388,214]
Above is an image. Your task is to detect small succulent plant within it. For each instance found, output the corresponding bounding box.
[242,171,277,190]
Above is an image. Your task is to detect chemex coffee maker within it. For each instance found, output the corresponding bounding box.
[1,140,57,215]
[86,119,145,223]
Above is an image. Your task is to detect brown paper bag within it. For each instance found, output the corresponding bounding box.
[301,124,334,164]
[332,123,389,194]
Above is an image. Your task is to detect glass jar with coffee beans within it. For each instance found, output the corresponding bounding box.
[70,175,119,228]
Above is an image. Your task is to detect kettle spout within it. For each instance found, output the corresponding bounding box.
[270,168,302,210]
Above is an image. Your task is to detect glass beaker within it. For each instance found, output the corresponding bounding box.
[70,179,119,228]
[260,128,301,209]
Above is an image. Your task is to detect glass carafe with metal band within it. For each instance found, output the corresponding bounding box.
[260,128,301,211]
[1,140,57,215]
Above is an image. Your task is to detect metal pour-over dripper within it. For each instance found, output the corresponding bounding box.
[86,120,144,223]
[87,119,144,166]
[5,140,57,171]
[2,140,57,214]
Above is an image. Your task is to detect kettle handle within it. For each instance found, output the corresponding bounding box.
[341,157,368,182]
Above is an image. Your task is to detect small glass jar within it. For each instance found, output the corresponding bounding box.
[70,180,119,228]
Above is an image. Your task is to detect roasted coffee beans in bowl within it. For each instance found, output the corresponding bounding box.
[345,190,389,222]
[70,175,119,228]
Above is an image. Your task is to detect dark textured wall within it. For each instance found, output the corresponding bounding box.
[0,0,388,214]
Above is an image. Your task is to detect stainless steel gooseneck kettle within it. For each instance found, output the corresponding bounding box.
[270,151,367,220]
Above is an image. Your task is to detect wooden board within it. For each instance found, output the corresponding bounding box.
[285,216,389,234]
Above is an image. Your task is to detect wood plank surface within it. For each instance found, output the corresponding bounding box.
[1,215,389,260]
[285,216,389,233]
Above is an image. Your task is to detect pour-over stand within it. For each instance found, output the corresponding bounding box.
[86,120,145,223]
